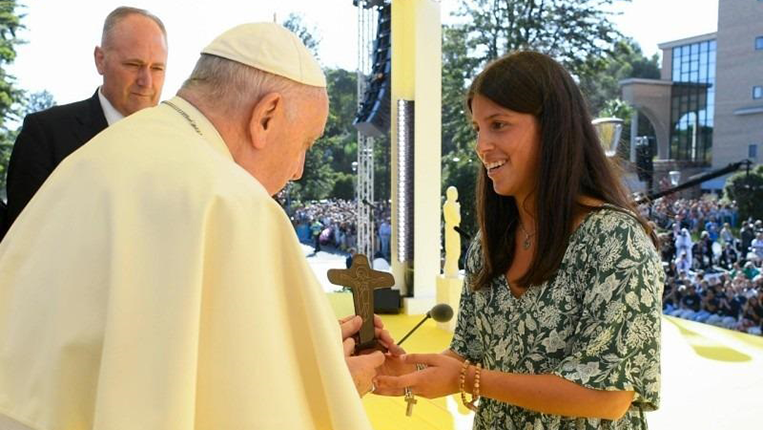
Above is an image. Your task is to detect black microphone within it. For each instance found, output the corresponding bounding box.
[361,198,377,209]
[398,303,454,346]
[454,226,471,241]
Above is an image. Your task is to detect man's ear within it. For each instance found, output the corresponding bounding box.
[94,46,105,75]
[248,92,284,150]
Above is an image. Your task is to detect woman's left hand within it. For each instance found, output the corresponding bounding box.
[373,353,463,399]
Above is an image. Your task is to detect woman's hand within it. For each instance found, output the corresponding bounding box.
[371,353,417,396]
[374,353,463,398]
[339,314,403,397]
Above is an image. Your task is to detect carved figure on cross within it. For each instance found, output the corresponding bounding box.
[327,254,395,351]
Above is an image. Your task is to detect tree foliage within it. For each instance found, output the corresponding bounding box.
[282,13,322,59]
[441,2,662,234]
[0,89,57,193]
[25,89,55,114]
[441,24,476,157]
[454,0,626,73]
[0,0,24,195]
[277,16,393,207]
[441,24,479,234]
[724,165,763,222]
[578,38,660,116]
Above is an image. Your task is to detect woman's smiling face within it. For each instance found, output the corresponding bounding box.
[471,94,541,199]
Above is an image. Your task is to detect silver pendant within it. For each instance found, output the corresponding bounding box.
[523,236,531,249]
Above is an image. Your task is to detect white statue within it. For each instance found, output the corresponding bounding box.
[443,186,461,278]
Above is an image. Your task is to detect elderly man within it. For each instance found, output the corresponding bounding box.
[0,23,387,430]
[2,6,168,237]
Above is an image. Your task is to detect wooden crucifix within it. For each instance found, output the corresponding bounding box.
[328,254,395,352]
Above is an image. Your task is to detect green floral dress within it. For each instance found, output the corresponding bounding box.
[451,206,664,430]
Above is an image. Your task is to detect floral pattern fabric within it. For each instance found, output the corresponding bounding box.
[451,207,664,429]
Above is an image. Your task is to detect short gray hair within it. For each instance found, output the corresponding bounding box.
[101,6,167,48]
[180,54,324,119]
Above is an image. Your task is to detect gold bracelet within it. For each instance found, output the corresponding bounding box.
[469,363,482,411]
[459,359,470,408]
[459,360,481,411]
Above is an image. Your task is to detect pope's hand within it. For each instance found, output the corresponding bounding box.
[346,351,385,396]
[339,314,405,356]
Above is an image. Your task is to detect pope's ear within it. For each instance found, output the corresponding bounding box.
[248,92,284,150]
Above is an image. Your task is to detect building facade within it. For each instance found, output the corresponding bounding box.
[714,0,763,169]
[621,0,762,191]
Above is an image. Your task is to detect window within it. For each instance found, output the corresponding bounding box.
[756,36,763,50]
[750,144,759,160]
[754,86,763,100]
[669,40,716,162]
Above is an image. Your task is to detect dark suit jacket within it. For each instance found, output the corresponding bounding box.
[2,90,108,239]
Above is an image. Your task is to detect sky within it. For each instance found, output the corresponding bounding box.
[9,0,719,106]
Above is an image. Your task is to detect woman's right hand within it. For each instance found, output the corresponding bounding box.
[374,353,463,398]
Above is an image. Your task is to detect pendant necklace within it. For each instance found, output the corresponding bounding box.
[518,222,535,250]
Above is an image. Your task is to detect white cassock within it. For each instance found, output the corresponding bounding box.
[0,97,371,430]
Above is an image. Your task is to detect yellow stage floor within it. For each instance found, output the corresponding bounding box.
[329,297,763,429]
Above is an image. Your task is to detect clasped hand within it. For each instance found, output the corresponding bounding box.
[340,314,404,396]
[373,353,464,399]
[340,315,464,399]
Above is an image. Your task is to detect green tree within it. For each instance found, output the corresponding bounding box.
[578,38,660,116]
[441,24,476,157]
[24,89,55,114]
[278,17,345,204]
[281,13,322,59]
[578,39,660,158]
[289,68,363,203]
[332,172,355,200]
[0,0,25,195]
[0,90,57,194]
[455,0,626,73]
[441,0,632,234]
[280,15,393,206]
[441,24,479,235]
[724,165,763,222]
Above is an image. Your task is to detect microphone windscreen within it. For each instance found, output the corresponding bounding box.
[429,303,454,322]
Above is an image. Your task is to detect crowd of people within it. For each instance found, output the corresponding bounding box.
[290,198,392,259]
[643,197,763,335]
[290,195,763,337]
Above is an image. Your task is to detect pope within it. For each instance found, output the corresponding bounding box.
[0,22,395,430]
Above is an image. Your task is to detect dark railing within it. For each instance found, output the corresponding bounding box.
[636,160,753,205]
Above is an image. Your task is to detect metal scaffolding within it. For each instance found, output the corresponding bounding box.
[356,1,377,258]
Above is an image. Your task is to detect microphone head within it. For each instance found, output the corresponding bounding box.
[429,303,454,323]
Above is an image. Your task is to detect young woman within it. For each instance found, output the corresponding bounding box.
[376,52,664,429]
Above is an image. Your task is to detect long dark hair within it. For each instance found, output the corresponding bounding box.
[468,51,656,290]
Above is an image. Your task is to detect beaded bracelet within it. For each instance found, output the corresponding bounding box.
[459,359,469,407]
[471,363,482,410]
[459,359,482,411]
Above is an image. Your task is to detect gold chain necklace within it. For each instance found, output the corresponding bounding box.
[518,222,536,250]
[163,100,202,137]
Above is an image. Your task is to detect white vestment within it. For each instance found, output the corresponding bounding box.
[0,97,371,430]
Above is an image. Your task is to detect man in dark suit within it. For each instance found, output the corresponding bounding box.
[1,6,167,239]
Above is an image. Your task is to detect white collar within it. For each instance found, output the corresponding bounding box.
[97,87,125,126]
